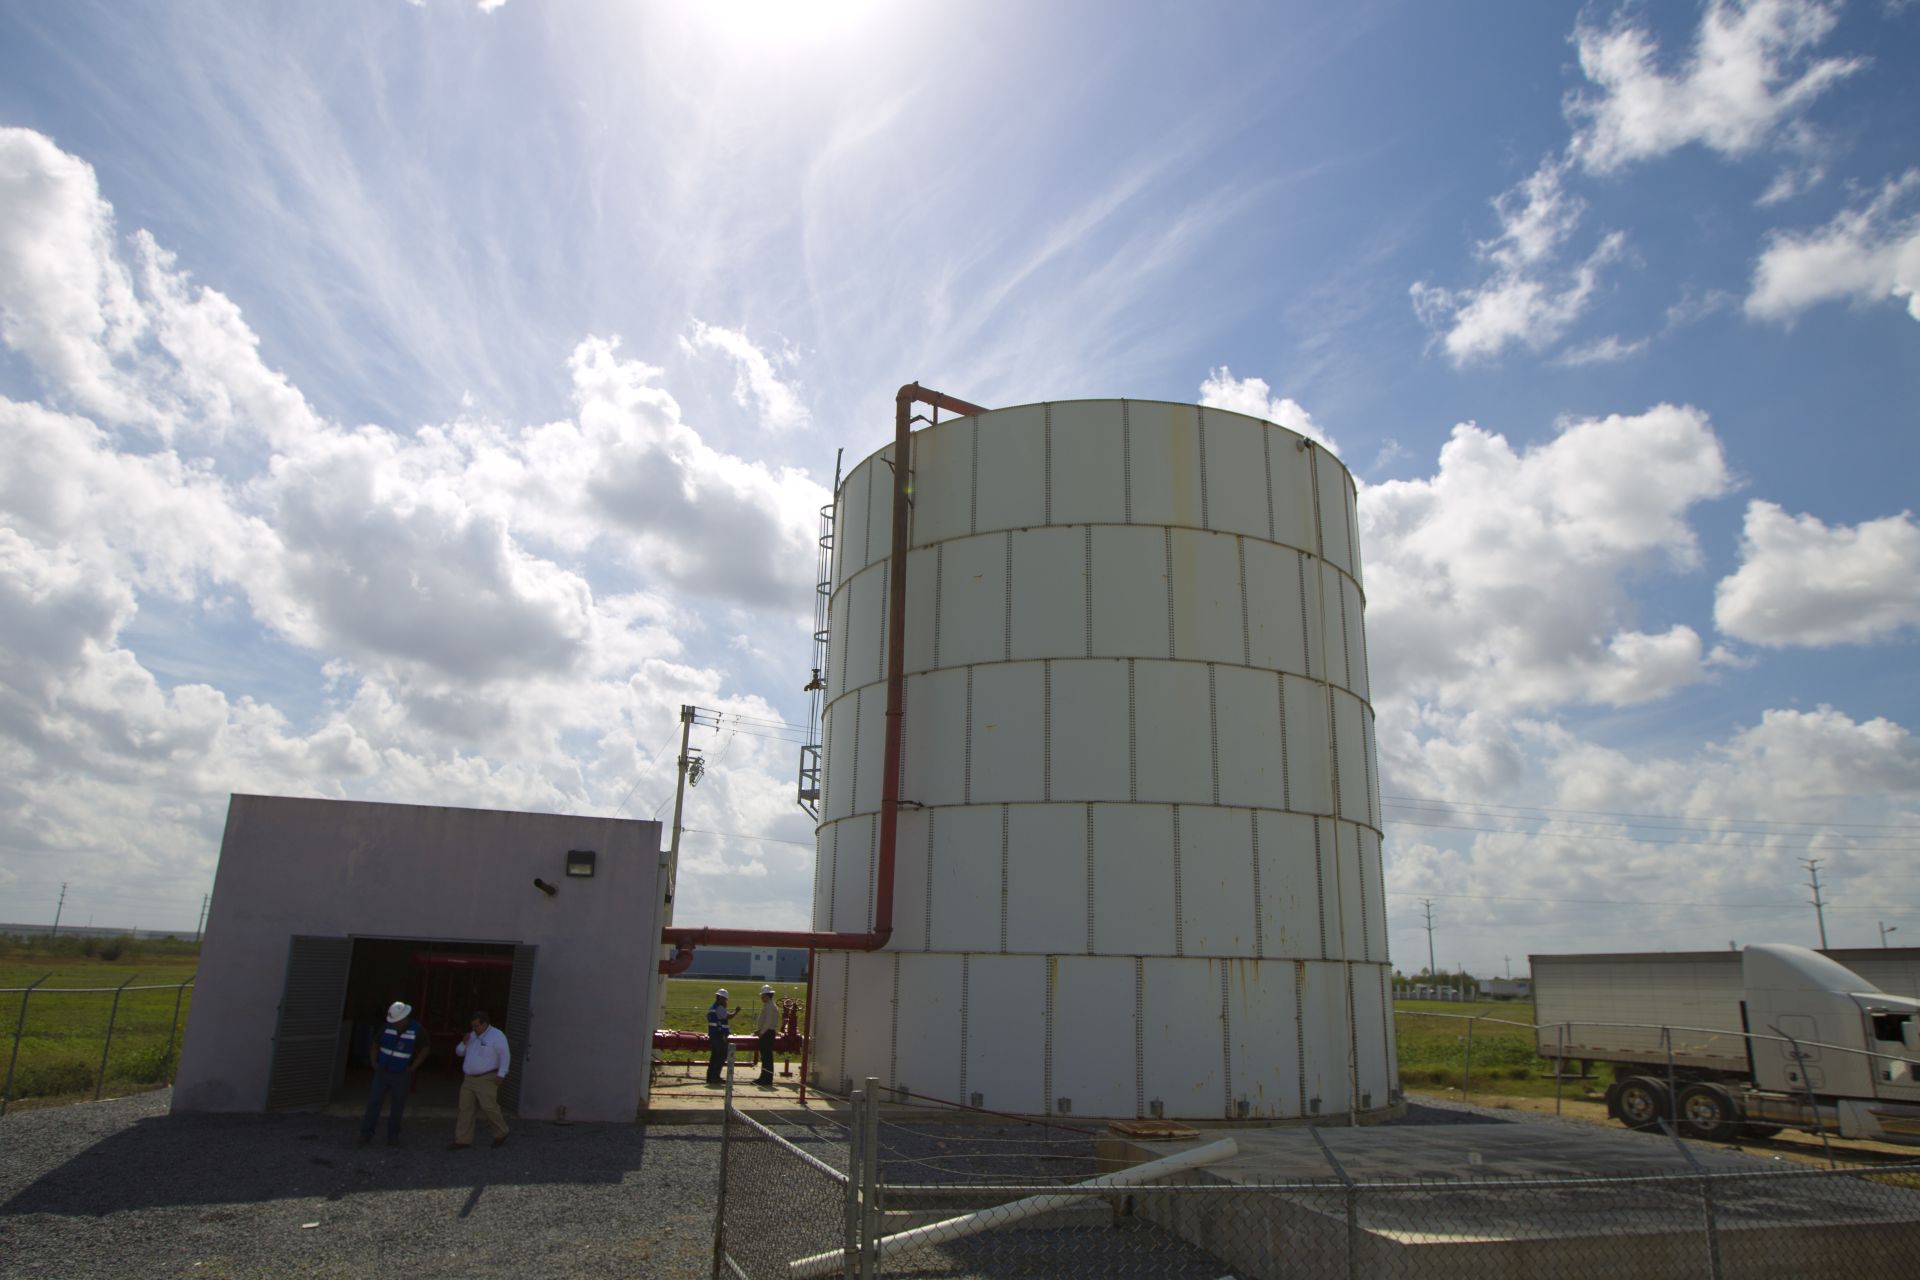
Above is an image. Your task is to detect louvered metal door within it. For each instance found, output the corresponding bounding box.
[497,943,536,1115]
[265,935,352,1110]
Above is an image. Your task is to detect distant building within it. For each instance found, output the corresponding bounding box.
[682,946,810,982]
[173,795,663,1123]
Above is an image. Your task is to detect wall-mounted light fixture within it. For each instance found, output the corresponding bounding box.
[566,849,597,878]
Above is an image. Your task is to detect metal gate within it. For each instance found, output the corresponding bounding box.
[265,935,351,1110]
[498,943,536,1114]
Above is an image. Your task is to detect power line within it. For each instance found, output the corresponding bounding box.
[683,828,813,849]
[1803,857,1829,948]
[1419,898,1435,979]
[1383,793,1918,833]
[609,732,680,819]
[1381,815,1919,855]
[1388,889,1820,911]
[1382,800,1918,846]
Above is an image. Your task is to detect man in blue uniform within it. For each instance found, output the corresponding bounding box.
[706,988,741,1084]
[359,1000,428,1147]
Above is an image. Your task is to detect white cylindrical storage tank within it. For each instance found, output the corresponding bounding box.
[809,399,1396,1121]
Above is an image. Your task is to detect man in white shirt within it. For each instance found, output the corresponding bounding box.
[754,985,779,1088]
[449,1009,511,1150]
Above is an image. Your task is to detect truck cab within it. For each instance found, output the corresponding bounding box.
[1741,944,1920,1141]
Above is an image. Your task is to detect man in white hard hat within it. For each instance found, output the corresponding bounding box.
[359,1000,428,1148]
[755,985,780,1088]
[706,988,741,1084]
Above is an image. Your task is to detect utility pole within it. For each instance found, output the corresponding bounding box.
[1802,858,1829,950]
[1420,898,1437,984]
[51,882,66,937]
[1504,954,1511,979]
[655,705,702,1032]
[664,704,697,925]
[1882,922,1900,948]
[194,893,210,944]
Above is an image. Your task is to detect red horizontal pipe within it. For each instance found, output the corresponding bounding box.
[409,953,513,970]
[652,1029,805,1054]
[656,383,988,977]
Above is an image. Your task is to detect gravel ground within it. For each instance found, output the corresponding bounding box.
[0,1090,720,1279]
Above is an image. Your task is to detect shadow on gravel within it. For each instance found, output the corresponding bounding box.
[1,1110,712,1216]
[1386,1102,1518,1126]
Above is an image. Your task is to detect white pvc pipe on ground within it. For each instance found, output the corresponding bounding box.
[787,1136,1239,1278]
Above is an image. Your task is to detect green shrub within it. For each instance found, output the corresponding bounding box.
[114,1042,176,1085]
[96,936,128,962]
[11,1055,95,1099]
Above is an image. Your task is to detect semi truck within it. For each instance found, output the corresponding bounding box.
[1531,944,1920,1145]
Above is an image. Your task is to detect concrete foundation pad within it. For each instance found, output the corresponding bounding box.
[1100,1117,1920,1280]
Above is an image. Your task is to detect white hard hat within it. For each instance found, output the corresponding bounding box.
[715,988,729,999]
[386,1001,411,1023]
[761,985,776,996]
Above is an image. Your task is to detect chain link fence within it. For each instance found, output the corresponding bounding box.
[1,974,196,1113]
[711,1070,1920,1279]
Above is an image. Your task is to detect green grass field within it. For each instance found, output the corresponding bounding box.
[2,954,1572,1110]
[1,940,201,1108]
[656,977,810,1065]
[1391,999,1582,1098]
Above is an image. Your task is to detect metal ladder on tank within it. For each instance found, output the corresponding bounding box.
[796,449,842,817]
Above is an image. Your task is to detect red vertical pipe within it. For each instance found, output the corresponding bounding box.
[657,383,986,972]
[798,946,816,1105]
[876,383,987,943]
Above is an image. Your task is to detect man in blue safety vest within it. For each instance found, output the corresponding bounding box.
[359,1000,428,1147]
[706,988,741,1084]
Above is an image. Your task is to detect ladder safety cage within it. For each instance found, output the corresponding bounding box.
[797,449,842,817]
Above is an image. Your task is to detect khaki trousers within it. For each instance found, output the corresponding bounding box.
[456,1073,509,1144]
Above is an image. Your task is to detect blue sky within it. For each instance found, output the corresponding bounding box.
[0,0,1915,970]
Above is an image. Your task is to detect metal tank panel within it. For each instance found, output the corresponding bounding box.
[810,399,1393,1120]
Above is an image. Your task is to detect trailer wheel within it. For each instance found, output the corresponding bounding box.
[1678,1083,1740,1141]
[1609,1076,1670,1130]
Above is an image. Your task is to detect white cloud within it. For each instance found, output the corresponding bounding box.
[1361,403,1731,714]
[681,319,812,433]
[1555,333,1650,366]
[1482,160,1584,272]
[1715,500,1920,646]
[1566,0,1864,174]
[1385,703,1920,963]
[0,128,823,931]
[1746,170,1920,321]
[1197,366,1338,453]
[1412,2,1871,364]
[0,128,147,421]
[1410,159,1626,365]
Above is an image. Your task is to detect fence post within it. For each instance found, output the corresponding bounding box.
[1554,1024,1565,1117]
[1462,1017,1475,1100]
[1659,1119,1725,1280]
[2,974,53,1117]
[1768,1024,1837,1168]
[843,1084,864,1280]
[710,1044,735,1280]
[1662,1025,1678,1126]
[94,973,139,1101]
[162,975,195,1084]
[859,1076,882,1280]
[1310,1126,1361,1280]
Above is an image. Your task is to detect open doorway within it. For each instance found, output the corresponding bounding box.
[338,937,515,1112]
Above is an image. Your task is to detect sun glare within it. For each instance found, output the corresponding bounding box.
[688,0,886,49]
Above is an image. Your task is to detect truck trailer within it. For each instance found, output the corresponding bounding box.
[1531,944,1920,1144]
